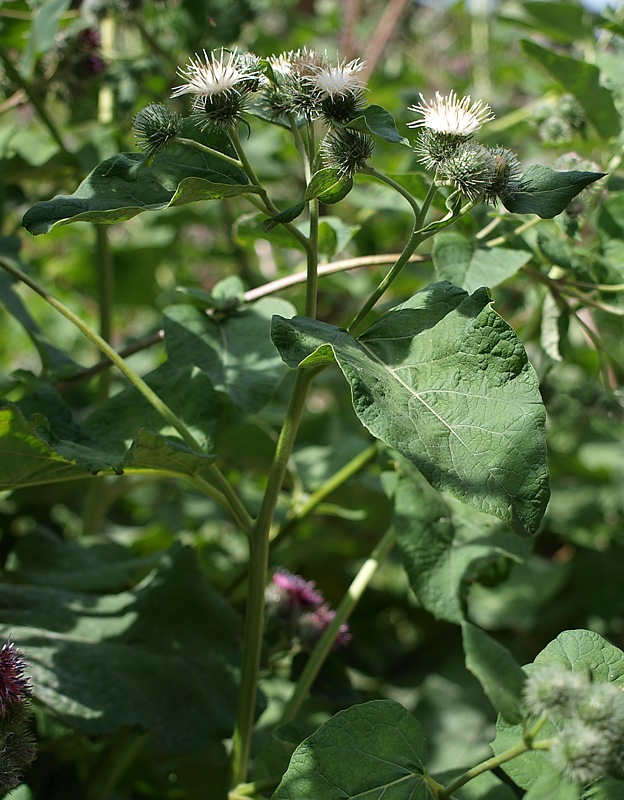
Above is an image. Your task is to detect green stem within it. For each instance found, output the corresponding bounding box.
[280,525,396,724]
[177,137,243,169]
[415,174,439,230]
[439,719,550,799]
[230,367,319,787]
[0,257,253,531]
[95,225,114,401]
[288,114,311,182]
[202,467,255,534]
[228,776,281,799]
[346,167,426,336]
[87,729,151,800]
[228,128,313,258]
[0,259,200,448]
[0,46,71,155]
[230,125,264,188]
[223,441,379,601]
[274,443,379,545]
[306,197,320,318]
[347,226,422,336]
[360,165,421,217]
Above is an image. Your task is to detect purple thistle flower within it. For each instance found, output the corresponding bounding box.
[79,27,101,48]
[299,604,352,652]
[272,569,324,609]
[0,639,32,717]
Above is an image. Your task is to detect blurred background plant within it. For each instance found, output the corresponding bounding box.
[0,1,623,798]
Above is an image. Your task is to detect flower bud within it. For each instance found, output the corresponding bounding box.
[482,146,522,204]
[438,142,497,203]
[320,129,375,177]
[549,721,613,784]
[133,103,182,161]
[523,667,586,719]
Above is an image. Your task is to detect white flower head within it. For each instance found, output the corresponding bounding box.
[171,48,257,109]
[310,57,367,99]
[407,90,494,136]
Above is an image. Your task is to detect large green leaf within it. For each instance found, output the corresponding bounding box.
[8,527,160,593]
[393,468,531,623]
[502,165,605,218]
[272,282,549,536]
[0,363,219,489]
[0,403,215,489]
[523,767,580,800]
[492,630,624,791]
[0,543,243,751]
[272,700,437,800]
[520,40,621,139]
[164,297,295,412]
[344,105,409,145]
[432,233,531,293]
[22,125,257,234]
[0,239,77,373]
[462,622,526,724]
[502,2,596,44]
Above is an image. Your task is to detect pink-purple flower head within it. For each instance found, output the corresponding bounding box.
[0,638,32,717]
[299,605,352,652]
[266,569,351,651]
[408,90,494,137]
[272,569,324,609]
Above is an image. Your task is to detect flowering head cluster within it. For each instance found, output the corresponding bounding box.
[534,94,588,145]
[265,569,351,652]
[263,49,367,125]
[171,48,264,129]
[523,667,624,784]
[0,639,36,794]
[409,90,521,205]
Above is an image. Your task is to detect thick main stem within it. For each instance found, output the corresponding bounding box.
[230,367,318,787]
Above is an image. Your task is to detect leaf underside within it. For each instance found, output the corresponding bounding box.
[272,281,549,536]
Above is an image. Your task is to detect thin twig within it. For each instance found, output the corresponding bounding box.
[361,0,412,81]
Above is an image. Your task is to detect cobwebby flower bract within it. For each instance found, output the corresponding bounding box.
[482,146,523,203]
[133,103,182,161]
[549,721,613,784]
[320,129,374,177]
[438,142,497,203]
[311,57,367,124]
[407,90,494,136]
[523,666,586,720]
